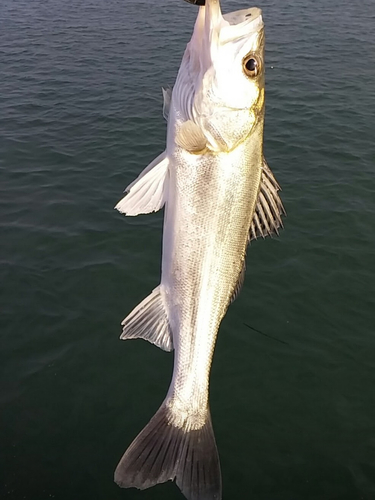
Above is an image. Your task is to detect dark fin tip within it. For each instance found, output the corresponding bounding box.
[115,404,222,500]
[184,0,206,5]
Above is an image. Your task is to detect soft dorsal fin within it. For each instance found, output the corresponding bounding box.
[175,120,207,154]
[162,87,172,121]
[115,152,169,216]
[249,159,285,241]
[230,260,246,303]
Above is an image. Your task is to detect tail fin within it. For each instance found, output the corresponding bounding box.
[114,403,221,500]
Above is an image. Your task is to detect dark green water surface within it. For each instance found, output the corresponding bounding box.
[1,0,375,498]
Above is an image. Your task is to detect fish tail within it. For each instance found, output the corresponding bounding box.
[114,402,221,500]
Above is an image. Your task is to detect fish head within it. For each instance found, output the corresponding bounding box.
[175,1,265,153]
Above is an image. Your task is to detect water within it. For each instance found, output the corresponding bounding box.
[1,0,374,498]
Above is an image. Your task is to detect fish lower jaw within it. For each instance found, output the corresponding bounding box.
[165,398,208,431]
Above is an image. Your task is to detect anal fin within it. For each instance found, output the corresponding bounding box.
[250,158,285,241]
[120,286,173,352]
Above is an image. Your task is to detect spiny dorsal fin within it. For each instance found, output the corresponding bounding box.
[250,159,285,241]
[175,120,207,154]
[162,87,172,121]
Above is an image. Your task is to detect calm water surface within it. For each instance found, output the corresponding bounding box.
[1,0,375,499]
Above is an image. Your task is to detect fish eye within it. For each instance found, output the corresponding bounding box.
[243,54,261,78]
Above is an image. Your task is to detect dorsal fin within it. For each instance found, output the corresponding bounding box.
[250,159,285,241]
[230,260,246,303]
[231,160,284,302]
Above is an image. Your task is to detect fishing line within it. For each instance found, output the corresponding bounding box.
[244,323,289,346]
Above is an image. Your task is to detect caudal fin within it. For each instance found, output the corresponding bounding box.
[114,403,221,500]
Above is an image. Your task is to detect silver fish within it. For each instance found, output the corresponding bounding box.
[114,1,284,499]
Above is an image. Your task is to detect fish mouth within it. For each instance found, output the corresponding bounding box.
[184,1,264,98]
[224,7,263,28]
[184,0,263,34]
[191,2,264,46]
[221,8,263,43]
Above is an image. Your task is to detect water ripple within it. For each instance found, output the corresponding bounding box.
[1,0,375,499]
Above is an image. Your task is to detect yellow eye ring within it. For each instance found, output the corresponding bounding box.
[243,54,261,78]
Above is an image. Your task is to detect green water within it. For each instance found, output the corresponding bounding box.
[1,0,375,499]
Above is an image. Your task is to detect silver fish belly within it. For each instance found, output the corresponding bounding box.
[113,2,284,500]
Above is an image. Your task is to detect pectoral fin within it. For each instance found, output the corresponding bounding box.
[249,159,285,241]
[175,120,207,154]
[115,152,169,216]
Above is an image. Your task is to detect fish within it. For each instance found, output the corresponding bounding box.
[114,1,284,499]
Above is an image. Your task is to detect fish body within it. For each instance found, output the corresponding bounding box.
[114,2,284,499]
